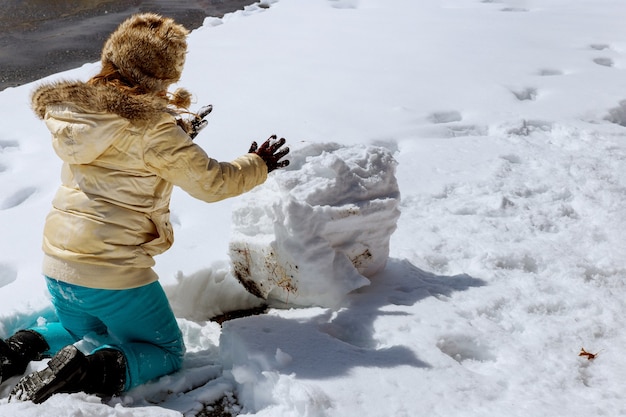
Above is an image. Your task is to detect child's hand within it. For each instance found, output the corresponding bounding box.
[249,135,290,172]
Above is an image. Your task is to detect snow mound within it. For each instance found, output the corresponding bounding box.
[229,143,400,308]
[164,261,263,322]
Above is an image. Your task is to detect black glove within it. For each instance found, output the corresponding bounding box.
[180,105,213,139]
[249,135,290,173]
[190,104,213,139]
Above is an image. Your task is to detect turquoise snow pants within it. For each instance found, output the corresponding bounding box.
[29,277,185,391]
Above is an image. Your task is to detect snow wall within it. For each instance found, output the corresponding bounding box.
[229,143,401,308]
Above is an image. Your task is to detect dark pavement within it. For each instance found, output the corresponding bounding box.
[0,0,253,90]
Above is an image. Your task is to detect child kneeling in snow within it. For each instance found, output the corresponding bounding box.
[0,13,289,403]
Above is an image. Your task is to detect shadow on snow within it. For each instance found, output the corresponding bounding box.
[220,257,486,379]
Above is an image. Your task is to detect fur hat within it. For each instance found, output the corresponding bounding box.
[101,13,189,93]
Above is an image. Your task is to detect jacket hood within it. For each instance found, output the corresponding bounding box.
[31,81,173,164]
[31,80,171,122]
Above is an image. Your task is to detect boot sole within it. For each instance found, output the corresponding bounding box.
[9,345,86,404]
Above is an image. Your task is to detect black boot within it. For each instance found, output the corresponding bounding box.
[8,345,127,404]
[9,344,87,404]
[0,330,49,383]
[82,348,127,397]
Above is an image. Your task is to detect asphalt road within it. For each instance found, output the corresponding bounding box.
[0,0,253,90]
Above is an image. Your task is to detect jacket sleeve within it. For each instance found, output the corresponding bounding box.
[143,115,268,203]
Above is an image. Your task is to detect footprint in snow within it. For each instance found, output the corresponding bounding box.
[0,263,17,287]
[492,253,539,273]
[0,187,37,210]
[511,87,538,101]
[319,319,377,349]
[501,7,529,12]
[428,110,463,124]
[500,153,522,164]
[446,125,489,138]
[605,100,626,127]
[589,43,610,51]
[593,57,614,67]
[388,284,431,306]
[0,140,19,150]
[537,68,563,76]
[437,334,495,363]
[507,119,553,136]
[328,0,359,9]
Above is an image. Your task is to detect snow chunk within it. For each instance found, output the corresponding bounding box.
[229,143,400,308]
[164,260,263,321]
[220,315,333,416]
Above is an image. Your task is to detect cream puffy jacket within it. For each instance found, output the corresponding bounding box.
[32,81,268,289]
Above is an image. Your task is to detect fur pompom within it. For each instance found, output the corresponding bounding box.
[170,88,192,109]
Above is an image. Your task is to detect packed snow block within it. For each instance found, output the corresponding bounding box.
[229,143,401,308]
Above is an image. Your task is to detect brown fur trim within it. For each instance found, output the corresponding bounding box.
[31,80,172,122]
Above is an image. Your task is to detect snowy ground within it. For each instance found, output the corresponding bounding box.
[0,0,626,416]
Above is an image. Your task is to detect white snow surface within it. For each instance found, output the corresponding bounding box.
[0,0,625,415]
